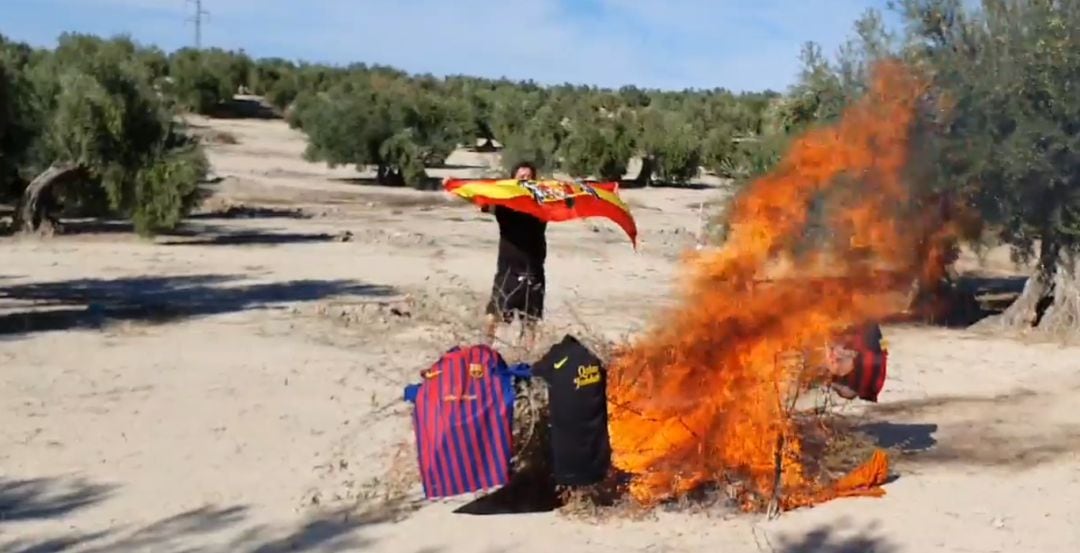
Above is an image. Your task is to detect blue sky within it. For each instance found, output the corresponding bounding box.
[3,0,899,92]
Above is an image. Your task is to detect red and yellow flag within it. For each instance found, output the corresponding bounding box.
[443,178,638,247]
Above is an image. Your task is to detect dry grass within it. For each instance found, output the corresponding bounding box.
[351,436,426,522]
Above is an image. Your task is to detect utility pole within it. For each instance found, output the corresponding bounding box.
[187,0,210,49]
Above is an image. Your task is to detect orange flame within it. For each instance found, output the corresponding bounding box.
[607,60,936,511]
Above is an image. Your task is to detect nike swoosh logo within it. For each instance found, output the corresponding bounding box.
[553,357,568,369]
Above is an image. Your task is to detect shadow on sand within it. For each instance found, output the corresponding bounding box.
[2,502,390,553]
[907,274,1029,328]
[1,476,117,525]
[187,206,313,221]
[0,273,394,338]
[852,388,1080,469]
[157,230,342,246]
[1,472,415,552]
[1,205,320,240]
[774,521,897,553]
[206,97,281,120]
[452,471,562,516]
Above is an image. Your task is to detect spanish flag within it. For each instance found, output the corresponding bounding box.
[444,178,638,247]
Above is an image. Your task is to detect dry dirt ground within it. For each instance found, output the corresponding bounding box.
[2,116,1079,553]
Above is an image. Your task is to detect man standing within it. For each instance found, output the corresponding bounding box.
[483,162,547,347]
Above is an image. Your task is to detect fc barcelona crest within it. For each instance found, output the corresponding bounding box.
[468,363,485,379]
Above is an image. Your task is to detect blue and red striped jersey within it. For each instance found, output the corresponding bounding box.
[403,345,528,499]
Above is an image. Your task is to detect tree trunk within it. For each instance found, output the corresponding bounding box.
[973,243,1080,335]
[978,270,1048,330]
[374,164,405,187]
[1037,258,1080,335]
[14,162,83,235]
[389,169,406,187]
[634,156,654,188]
[476,128,497,153]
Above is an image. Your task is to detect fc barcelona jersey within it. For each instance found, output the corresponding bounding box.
[403,345,525,499]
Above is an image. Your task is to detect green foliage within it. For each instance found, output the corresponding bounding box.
[559,107,636,181]
[699,125,739,177]
[167,40,781,186]
[0,41,40,199]
[897,0,1080,275]
[499,104,566,175]
[296,74,467,188]
[131,143,208,233]
[0,33,207,235]
[637,109,701,184]
[266,77,300,111]
[166,48,235,114]
[378,130,428,188]
[47,52,205,234]
[737,133,792,181]
[298,90,378,167]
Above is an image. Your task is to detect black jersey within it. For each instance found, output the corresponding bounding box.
[531,334,611,486]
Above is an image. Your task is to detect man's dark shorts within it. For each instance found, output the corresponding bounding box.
[486,266,545,323]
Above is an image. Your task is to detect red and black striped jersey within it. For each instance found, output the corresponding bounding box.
[833,323,889,402]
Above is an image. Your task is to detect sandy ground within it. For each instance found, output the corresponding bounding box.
[3,116,1080,553]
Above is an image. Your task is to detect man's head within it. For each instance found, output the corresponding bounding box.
[511,162,537,181]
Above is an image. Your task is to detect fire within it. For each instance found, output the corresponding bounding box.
[607,60,937,511]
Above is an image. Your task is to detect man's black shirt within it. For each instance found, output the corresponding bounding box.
[494,206,547,274]
[531,334,611,486]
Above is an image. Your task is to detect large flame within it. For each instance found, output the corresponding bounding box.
[607,60,940,511]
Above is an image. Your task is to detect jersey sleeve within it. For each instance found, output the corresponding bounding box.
[530,347,557,382]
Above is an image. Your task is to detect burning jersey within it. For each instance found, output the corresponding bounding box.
[833,323,889,402]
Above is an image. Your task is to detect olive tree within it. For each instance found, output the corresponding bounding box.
[559,105,636,181]
[298,75,468,188]
[5,35,207,235]
[897,0,1080,332]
